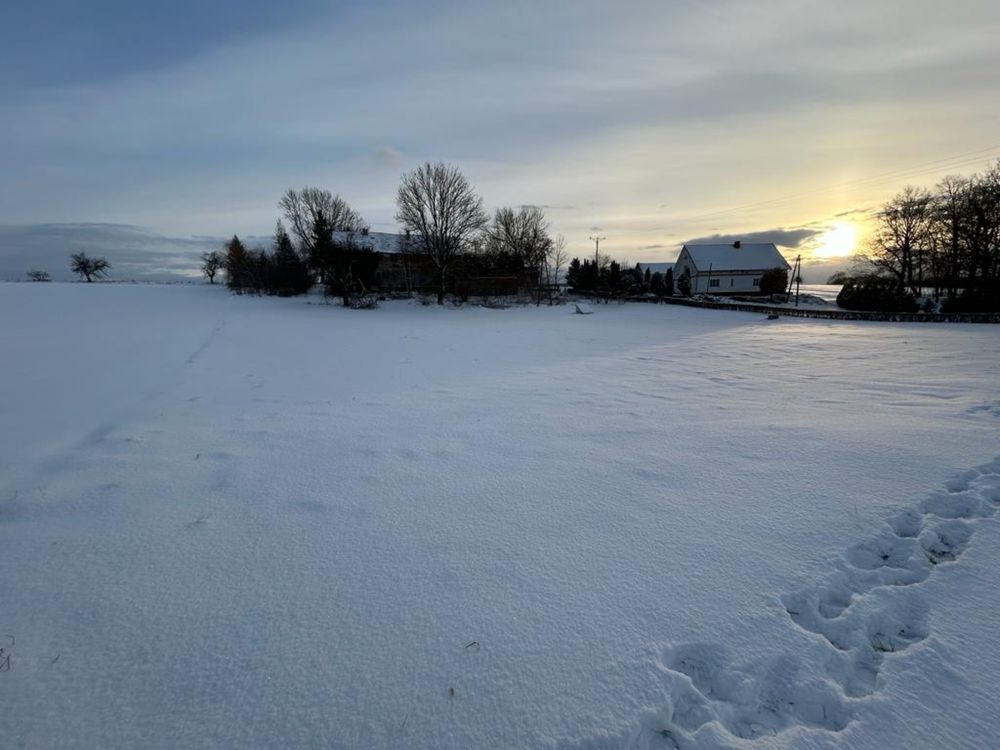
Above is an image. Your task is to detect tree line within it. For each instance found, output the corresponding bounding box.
[845,161,1000,312]
[208,162,568,306]
[566,258,675,297]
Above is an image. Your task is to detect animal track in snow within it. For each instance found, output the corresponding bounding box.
[659,643,851,740]
[919,520,972,565]
[645,457,1000,746]
[966,400,1000,418]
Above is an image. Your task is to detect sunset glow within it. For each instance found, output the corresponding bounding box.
[813,222,858,259]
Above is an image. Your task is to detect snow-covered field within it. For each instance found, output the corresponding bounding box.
[2,283,998,749]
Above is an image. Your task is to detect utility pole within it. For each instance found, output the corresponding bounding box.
[795,254,802,307]
[589,235,606,267]
[785,254,802,307]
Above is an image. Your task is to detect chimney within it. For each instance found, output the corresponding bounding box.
[733,240,741,249]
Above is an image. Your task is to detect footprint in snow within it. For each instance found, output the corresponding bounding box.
[642,457,1000,745]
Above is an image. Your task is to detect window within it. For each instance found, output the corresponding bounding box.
[709,279,720,288]
[730,279,734,286]
[752,278,760,286]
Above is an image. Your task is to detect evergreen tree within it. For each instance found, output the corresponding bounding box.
[272,221,313,296]
[245,248,270,294]
[606,260,622,294]
[580,259,593,291]
[664,267,674,296]
[566,258,583,289]
[224,235,251,292]
[650,271,664,294]
[308,214,335,284]
[676,268,691,296]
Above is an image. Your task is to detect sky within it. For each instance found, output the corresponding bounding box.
[2,0,999,281]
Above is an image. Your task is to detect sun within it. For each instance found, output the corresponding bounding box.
[813,222,858,259]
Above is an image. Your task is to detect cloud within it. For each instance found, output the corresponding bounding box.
[834,206,878,219]
[372,147,405,170]
[681,228,821,249]
[1,0,998,267]
[0,223,268,281]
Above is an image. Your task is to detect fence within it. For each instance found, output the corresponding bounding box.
[580,292,1000,323]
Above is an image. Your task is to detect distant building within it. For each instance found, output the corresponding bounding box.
[672,241,790,295]
[329,230,529,297]
[331,230,435,293]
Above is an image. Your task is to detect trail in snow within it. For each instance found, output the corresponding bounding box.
[568,458,1000,749]
[2,285,998,750]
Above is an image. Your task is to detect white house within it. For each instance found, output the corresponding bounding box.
[672,241,790,295]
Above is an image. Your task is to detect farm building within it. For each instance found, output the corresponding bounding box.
[672,241,790,295]
[330,230,532,297]
[331,230,436,293]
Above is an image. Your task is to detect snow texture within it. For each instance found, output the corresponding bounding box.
[1,283,998,749]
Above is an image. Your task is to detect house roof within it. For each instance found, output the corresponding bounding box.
[680,243,789,272]
[332,230,408,254]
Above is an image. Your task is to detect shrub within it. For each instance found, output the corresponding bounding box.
[837,276,918,312]
[676,270,692,296]
[758,267,789,296]
[940,287,1000,313]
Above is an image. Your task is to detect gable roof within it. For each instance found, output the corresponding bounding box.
[681,243,789,272]
[331,230,408,254]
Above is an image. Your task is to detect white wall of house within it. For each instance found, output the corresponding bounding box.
[673,249,697,292]
[691,272,763,294]
[672,244,784,295]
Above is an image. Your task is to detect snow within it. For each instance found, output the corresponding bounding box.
[331,229,406,253]
[682,243,789,272]
[1,283,999,749]
[796,284,842,303]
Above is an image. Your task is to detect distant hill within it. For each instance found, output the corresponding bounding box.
[0,223,269,282]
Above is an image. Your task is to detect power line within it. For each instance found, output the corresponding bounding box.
[675,144,1000,226]
[681,149,1000,224]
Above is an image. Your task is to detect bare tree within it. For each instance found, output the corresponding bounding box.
[26,270,51,282]
[962,162,1000,300]
[487,206,551,264]
[486,205,552,301]
[931,175,971,299]
[201,251,225,284]
[867,186,933,296]
[542,234,569,305]
[395,162,488,304]
[278,187,367,267]
[848,159,1000,311]
[69,252,111,282]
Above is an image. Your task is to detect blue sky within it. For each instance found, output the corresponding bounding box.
[2,0,999,279]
